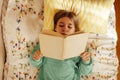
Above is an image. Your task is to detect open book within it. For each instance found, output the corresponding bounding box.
[39,30,89,60]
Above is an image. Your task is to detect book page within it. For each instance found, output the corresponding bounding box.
[63,33,88,59]
[39,34,64,60]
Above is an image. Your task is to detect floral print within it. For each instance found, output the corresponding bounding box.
[3,0,43,80]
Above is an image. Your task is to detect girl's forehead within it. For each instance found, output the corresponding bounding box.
[58,17,74,22]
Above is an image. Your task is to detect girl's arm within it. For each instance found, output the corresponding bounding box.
[79,57,92,75]
[78,52,93,75]
[30,44,43,67]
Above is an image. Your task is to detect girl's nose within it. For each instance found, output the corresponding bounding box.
[63,25,68,31]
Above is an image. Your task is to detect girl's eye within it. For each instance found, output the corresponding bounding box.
[59,24,64,27]
[68,25,73,29]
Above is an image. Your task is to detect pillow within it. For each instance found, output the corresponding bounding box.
[43,0,115,34]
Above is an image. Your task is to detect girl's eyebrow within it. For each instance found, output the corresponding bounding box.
[59,22,64,24]
[59,22,72,25]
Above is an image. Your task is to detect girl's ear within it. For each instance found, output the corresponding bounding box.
[54,26,57,32]
[54,28,56,32]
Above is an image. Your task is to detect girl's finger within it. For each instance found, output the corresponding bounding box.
[80,52,91,62]
[80,52,89,58]
[82,57,90,62]
[82,56,90,61]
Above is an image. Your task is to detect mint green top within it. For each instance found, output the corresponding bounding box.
[30,44,92,80]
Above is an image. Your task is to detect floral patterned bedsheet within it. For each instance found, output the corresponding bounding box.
[3,0,44,80]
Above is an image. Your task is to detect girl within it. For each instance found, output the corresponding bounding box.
[30,10,92,80]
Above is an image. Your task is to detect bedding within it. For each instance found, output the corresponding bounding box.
[1,0,118,80]
[3,0,44,80]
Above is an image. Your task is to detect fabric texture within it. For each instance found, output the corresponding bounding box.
[30,44,92,80]
[3,0,44,80]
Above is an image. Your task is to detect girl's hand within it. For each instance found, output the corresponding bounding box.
[80,52,91,62]
[33,50,43,60]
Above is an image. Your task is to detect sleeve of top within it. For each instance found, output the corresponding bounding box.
[30,43,43,68]
[78,57,93,75]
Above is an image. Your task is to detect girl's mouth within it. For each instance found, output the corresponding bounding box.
[61,33,67,36]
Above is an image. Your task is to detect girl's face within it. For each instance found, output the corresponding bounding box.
[55,17,75,36]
